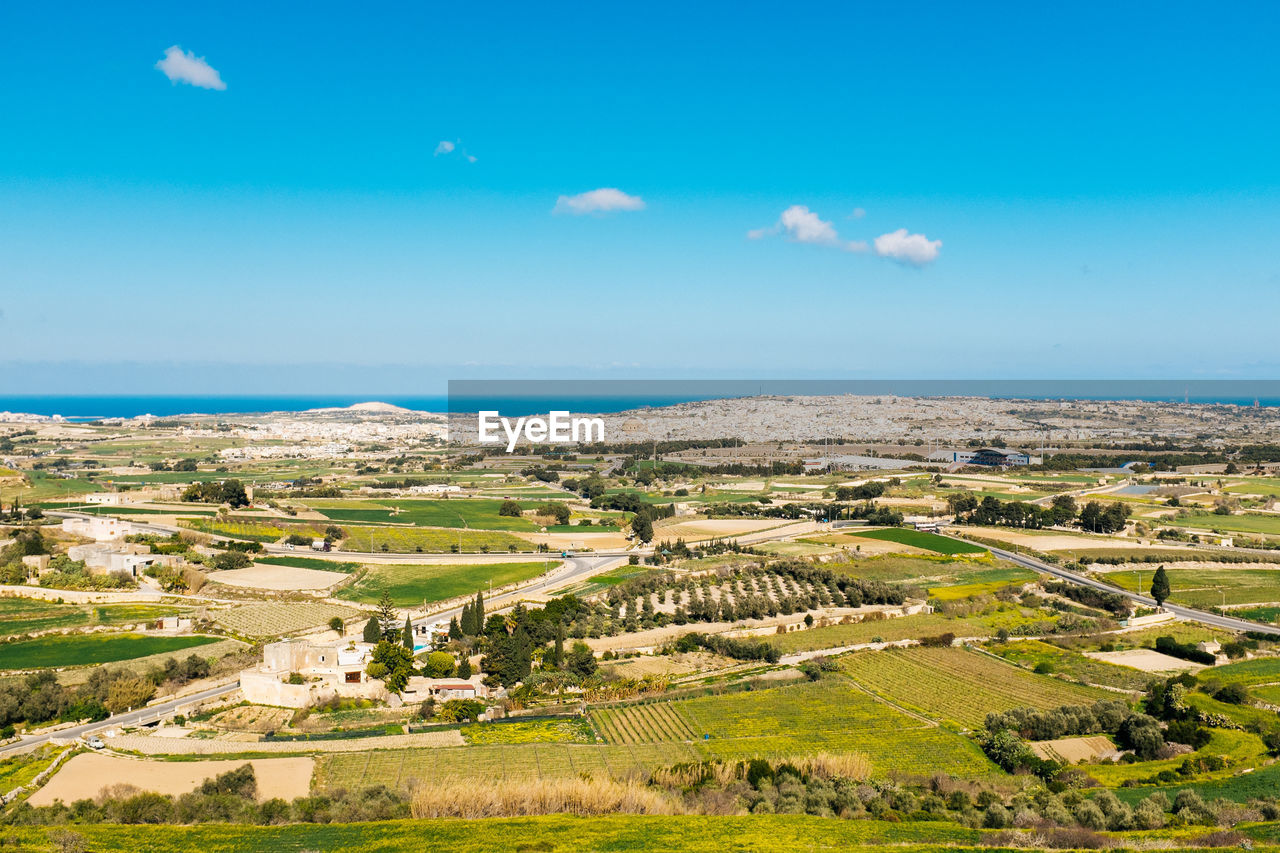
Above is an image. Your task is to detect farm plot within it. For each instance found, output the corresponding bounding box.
[1203,657,1280,686]
[315,741,701,791]
[592,703,696,744]
[846,529,987,555]
[308,499,538,531]
[840,647,1108,730]
[989,640,1153,691]
[0,632,221,669]
[212,603,360,637]
[0,598,181,637]
[671,680,993,777]
[337,525,531,554]
[1098,566,1280,609]
[181,519,292,542]
[335,562,549,607]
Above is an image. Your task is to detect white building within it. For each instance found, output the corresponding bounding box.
[240,638,385,708]
[408,484,462,495]
[62,516,133,541]
[84,493,128,506]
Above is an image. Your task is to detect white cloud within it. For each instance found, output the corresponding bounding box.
[748,205,867,252]
[465,154,477,163]
[750,205,941,264]
[850,207,866,219]
[434,140,455,156]
[553,188,646,215]
[155,46,226,90]
[874,228,942,266]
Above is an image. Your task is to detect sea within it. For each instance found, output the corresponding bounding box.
[3,380,1280,421]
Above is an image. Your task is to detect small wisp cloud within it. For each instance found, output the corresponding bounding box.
[554,188,646,215]
[434,139,477,162]
[155,46,226,90]
[749,205,940,266]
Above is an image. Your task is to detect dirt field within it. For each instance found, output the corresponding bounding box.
[658,519,787,539]
[803,533,929,556]
[958,526,1152,551]
[207,564,349,591]
[1030,735,1120,763]
[1085,648,1206,672]
[519,530,630,550]
[28,753,313,805]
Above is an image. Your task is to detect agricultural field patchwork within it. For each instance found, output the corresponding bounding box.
[0,632,221,669]
[1098,566,1280,608]
[0,598,183,637]
[843,528,988,555]
[840,647,1109,729]
[335,561,550,607]
[987,639,1154,691]
[212,603,361,637]
[335,525,531,554]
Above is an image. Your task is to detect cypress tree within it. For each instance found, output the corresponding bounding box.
[457,655,472,678]
[448,616,462,641]
[402,615,414,650]
[460,602,473,636]
[362,616,380,643]
[474,591,485,633]
[1150,565,1171,607]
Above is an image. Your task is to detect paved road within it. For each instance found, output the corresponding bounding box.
[982,541,1280,636]
[411,553,626,629]
[0,681,241,759]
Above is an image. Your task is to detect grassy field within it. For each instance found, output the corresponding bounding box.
[0,599,184,637]
[461,718,594,745]
[840,647,1109,730]
[987,639,1154,691]
[308,499,540,531]
[1100,566,1280,608]
[0,632,220,669]
[1086,728,1268,787]
[769,606,1054,654]
[844,528,987,555]
[0,815,988,853]
[1112,761,1280,806]
[337,525,531,554]
[1200,657,1280,686]
[1162,511,1280,537]
[182,519,290,542]
[927,566,1038,601]
[335,561,550,607]
[254,555,361,573]
[0,745,65,794]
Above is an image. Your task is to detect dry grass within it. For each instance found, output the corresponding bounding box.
[789,752,872,781]
[410,777,679,818]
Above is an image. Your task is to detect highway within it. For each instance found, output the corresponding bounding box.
[981,541,1280,636]
[0,681,241,759]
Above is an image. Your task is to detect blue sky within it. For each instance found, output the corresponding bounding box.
[2,1,1279,392]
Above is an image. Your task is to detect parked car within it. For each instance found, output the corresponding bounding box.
[86,736,104,750]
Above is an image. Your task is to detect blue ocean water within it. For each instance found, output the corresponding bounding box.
[3,381,1279,420]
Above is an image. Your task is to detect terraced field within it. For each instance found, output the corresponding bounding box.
[593,703,696,744]
[988,639,1152,691]
[846,529,987,555]
[1101,566,1280,608]
[840,647,1108,729]
[212,602,361,637]
[1203,657,1280,686]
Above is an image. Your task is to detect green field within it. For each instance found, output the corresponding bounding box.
[840,647,1107,730]
[335,561,550,606]
[308,499,540,531]
[182,519,290,542]
[0,599,183,637]
[460,718,594,745]
[0,632,221,669]
[769,606,1054,654]
[845,528,988,555]
[927,566,1038,601]
[320,679,993,788]
[987,639,1154,691]
[1162,511,1280,537]
[0,815,990,853]
[1100,566,1280,608]
[1201,657,1280,686]
[337,525,531,554]
[254,556,360,573]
